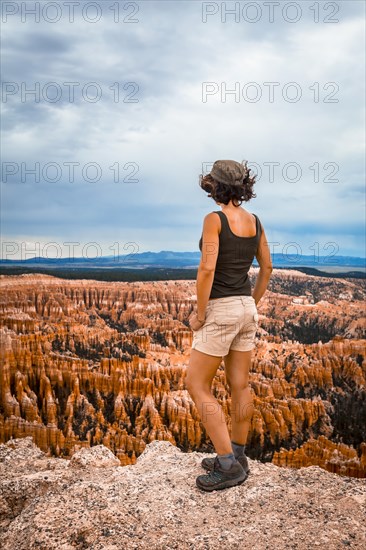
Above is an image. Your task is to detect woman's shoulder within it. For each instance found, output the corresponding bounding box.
[203,211,222,223]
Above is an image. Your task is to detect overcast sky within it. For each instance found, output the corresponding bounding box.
[1,0,365,261]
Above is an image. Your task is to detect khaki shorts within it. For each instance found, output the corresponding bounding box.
[191,295,259,357]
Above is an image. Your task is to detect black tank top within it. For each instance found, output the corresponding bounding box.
[198,210,262,299]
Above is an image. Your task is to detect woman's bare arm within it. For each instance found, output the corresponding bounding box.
[196,213,220,320]
[252,223,273,305]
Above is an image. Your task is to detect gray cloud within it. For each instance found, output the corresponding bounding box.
[1,0,365,258]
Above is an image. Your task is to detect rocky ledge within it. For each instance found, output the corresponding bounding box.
[0,437,365,550]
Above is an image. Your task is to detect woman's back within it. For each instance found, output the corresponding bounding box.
[199,206,264,299]
[219,207,257,238]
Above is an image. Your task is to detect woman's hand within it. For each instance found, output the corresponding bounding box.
[188,311,206,331]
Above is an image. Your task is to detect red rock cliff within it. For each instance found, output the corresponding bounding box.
[0,272,365,477]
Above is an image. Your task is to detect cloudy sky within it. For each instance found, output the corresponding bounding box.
[1,0,365,261]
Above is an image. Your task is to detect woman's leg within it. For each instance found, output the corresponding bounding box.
[185,348,232,455]
[223,348,254,445]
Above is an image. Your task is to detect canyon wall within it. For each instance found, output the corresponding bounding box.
[0,271,365,477]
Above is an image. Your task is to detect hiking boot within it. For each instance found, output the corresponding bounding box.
[196,456,248,492]
[201,453,250,476]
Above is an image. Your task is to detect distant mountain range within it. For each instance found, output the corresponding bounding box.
[0,251,365,272]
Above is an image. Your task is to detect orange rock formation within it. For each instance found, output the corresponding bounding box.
[0,273,365,477]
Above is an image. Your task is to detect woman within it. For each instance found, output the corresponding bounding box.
[185,159,273,492]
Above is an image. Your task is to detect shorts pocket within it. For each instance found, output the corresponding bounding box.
[213,304,240,326]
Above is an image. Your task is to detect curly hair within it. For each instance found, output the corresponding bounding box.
[199,167,257,206]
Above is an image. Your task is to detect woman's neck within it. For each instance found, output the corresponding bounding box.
[217,201,243,211]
